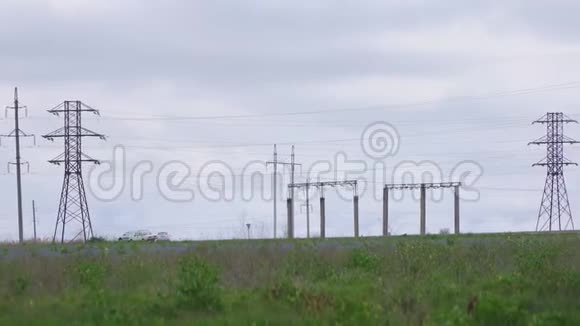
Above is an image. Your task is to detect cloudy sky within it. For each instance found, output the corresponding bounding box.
[0,0,579,241]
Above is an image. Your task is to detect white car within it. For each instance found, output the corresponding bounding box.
[118,231,135,241]
[134,230,157,241]
[118,230,157,242]
[156,232,170,241]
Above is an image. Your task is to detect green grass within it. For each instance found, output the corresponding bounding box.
[1,233,580,325]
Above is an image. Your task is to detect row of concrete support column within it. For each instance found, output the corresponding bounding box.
[287,194,360,239]
[382,184,461,236]
[287,184,459,238]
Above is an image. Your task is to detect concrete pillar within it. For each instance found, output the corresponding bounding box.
[454,186,460,234]
[305,184,310,238]
[320,197,326,238]
[354,195,360,237]
[420,185,426,235]
[382,187,389,236]
[286,198,294,239]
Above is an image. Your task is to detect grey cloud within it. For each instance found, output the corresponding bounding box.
[0,1,526,85]
[0,1,579,240]
[509,0,580,42]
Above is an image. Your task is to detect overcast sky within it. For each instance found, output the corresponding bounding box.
[0,0,579,241]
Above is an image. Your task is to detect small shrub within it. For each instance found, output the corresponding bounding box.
[473,294,528,325]
[269,278,334,312]
[269,278,302,304]
[515,239,559,278]
[175,255,223,311]
[446,237,457,246]
[433,305,469,325]
[89,236,106,243]
[74,261,108,289]
[283,247,338,280]
[335,298,383,324]
[350,248,379,273]
[10,275,30,296]
[56,245,70,254]
[529,312,580,325]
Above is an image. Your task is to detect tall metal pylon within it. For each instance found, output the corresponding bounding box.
[529,112,578,231]
[1,87,35,243]
[266,144,301,238]
[42,101,105,243]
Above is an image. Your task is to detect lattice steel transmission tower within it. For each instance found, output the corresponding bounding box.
[43,101,105,243]
[529,113,578,231]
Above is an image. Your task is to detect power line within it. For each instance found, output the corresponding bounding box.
[477,186,544,192]
[99,120,530,145]
[76,81,580,122]
[58,117,554,152]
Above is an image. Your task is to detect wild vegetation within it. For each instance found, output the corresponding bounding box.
[0,233,579,325]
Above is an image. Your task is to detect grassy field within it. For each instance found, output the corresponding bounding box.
[1,232,579,325]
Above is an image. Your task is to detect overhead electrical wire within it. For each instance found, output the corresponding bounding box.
[92,81,580,121]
